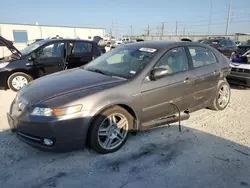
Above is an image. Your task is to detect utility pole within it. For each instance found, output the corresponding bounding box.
[183,27,186,36]
[110,21,114,39]
[160,22,165,37]
[225,0,232,35]
[130,25,133,40]
[208,0,212,35]
[115,22,119,40]
[175,21,178,36]
[145,24,150,36]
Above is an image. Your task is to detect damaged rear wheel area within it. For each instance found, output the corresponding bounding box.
[209,80,231,111]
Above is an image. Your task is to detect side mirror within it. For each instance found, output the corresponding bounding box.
[150,67,169,81]
[28,53,36,61]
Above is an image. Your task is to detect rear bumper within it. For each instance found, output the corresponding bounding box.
[227,73,250,87]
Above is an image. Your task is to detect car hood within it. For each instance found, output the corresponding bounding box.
[0,36,22,58]
[18,68,126,105]
[230,62,250,69]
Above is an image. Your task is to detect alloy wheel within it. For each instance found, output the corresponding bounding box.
[218,84,230,108]
[97,113,129,150]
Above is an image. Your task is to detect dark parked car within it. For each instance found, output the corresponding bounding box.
[201,38,238,58]
[7,41,231,154]
[0,36,101,91]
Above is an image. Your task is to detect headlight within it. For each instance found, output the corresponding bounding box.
[31,104,82,117]
[0,62,9,69]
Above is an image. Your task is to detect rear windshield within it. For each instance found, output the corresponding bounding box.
[201,40,220,44]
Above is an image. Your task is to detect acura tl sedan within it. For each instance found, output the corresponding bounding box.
[7,41,231,154]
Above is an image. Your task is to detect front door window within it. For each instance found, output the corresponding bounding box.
[154,47,189,75]
[37,42,65,58]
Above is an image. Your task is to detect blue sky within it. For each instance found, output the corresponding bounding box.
[0,0,249,36]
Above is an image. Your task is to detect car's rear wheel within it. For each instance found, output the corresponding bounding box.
[210,80,231,111]
[88,106,133,154]
[7,72,33,92]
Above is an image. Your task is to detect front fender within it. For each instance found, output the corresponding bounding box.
[85,93,141,129]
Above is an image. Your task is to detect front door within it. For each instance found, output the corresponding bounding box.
[34,42,65,75]
[186,46,220,107]
[67,41,93,69]
[140,47,194,124]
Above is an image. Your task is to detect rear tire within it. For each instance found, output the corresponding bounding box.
[88,106,133,154]
[7,72,33,92]
[209,80,231,111]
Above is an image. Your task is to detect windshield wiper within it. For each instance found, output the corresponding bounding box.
[86,68,110,76]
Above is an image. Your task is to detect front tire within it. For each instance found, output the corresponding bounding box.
[88,106,133,154]
[209,80,231,111]
[7,72,33,92]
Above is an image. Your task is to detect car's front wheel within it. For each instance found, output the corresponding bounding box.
[7,72,33,92]
[210,80,231,111]
[88,106,133,154]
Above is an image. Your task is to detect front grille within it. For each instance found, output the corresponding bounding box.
[231,67,250,74]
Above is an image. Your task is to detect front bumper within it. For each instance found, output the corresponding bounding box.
[7,111,90,152]
[227,72,250,87]
[0,68,9,89]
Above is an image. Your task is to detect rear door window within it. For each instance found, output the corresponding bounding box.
[188,46,217,68]
[73,42,92,53]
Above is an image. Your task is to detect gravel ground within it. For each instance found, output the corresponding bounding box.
[0,87,250,188]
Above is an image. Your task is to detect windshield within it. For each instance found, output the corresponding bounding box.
[19,40,45,55]
[83,47,157,79]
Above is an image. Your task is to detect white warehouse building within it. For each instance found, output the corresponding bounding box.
[0,23,105,57]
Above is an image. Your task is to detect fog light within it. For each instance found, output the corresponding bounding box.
[43,138,53,146]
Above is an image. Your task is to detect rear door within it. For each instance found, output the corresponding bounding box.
[140,47,195,123]
[34,42,65,75]
[67,41,93,69]
[186,45,220,107]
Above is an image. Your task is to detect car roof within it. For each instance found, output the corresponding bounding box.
[118,41,191,49]
[39,38,94,44]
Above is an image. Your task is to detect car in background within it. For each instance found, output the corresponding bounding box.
[92,36,106,54]
[227,44,250,87]
[201,38,238,58]
[232,39,241,46]
[7,41,231,154]
[0,36,101,91]
[197,39,204,43]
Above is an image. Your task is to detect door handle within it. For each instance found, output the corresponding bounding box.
[184,77,191,83]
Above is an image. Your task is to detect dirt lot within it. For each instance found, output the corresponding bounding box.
[0,87,250,188]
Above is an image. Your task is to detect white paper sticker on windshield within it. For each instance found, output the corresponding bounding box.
[139,48,157,53]
[129,70,136,74]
